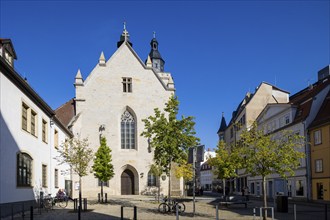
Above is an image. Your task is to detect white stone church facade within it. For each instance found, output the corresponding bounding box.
[55,27,178,198]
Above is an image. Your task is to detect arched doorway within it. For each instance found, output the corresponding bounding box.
[121,169,135,195]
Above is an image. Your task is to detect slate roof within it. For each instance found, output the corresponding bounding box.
[289,76,330,123]
[309,89,330,129]
[55,98,76,127]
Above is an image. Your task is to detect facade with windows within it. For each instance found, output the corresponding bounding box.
[55,27,176,197]
[309,88,330,201]
[0,39,72,206]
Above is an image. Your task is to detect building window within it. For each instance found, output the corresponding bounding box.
[22,103,28,131]
[121,110,135,149]
[30,110,37,136]
[17,153,32,187]
[98,179,109,187]
[42,119,48,143]
[314,130,322,145]
[122,77,132,93]
[295,180,304,196]
[42,164,47,187]
[54,129,59,149]
[315,159,323,173]
[148,171,157,187]
[230,128,233,138]
[55,169,59,188]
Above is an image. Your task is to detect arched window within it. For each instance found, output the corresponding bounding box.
[121,110,135,149]
[147,170,157,187]
[17,153,32,187]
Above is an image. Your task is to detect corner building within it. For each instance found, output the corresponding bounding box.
[56,27,177,197]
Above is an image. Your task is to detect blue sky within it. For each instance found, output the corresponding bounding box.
[1,0,329,150]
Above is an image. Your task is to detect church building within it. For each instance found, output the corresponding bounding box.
[56,25,178,197]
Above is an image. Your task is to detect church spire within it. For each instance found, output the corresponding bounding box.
[148,31,165,72]
[217,112,227,141]
[117,22,133,48]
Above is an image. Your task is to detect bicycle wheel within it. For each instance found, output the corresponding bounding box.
[58,198,68,208]
[175,202,185,213]
[158,203,170,213]
[44,198,52,210]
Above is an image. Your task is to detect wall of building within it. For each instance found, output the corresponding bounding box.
[71,44,174,198]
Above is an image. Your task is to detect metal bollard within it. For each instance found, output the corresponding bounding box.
[253,208,256,220]
[176,204,179,220]
[121,206,124,220]
[294,204,296,220]
[22,202,25,218]
[83,198,87,211]
[30,206,33,220]
[98,193,100,203]
[325,204,328,220]
[74,199,78,211]
[105,193,107,203]
[134,206,137,220]
[216,204,219,220]
[78,205,81,220]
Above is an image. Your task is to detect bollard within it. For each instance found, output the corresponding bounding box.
[78,206,81,220]
[30,206,33,220]
[98,193,100,203]
[216,204,219,220]
[105,193,107,203]
[253,208,256,220]
[134,206,137,220]
[121,206,124,220]
[22,202,25,218]
[293,204,296,220]
[11,204,14,220]
[83,198,87,211]
[176,204,179,220]
[325,204,328,220]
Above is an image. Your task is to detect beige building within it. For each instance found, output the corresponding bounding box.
[56,27,180,198]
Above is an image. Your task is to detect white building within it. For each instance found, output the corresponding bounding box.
[0,39,72,214]
[200,150,216,191]
[55,26,180,198]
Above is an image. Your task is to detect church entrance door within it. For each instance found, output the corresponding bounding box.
[121,169,135,195]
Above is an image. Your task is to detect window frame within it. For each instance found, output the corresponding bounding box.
[42,164,47,187]
[122,77,132,93]
[314,130,322,145]
[147,171,157,187]
[17,153,33,187]
[315,159,323,173]
[55,168,59,188]
[54,129,59,149]
[120,110,136,149]
[42,119,48,143]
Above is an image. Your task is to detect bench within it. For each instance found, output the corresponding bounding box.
[219,195,248,208]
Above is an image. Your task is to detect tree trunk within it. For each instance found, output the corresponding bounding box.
[262,176,267,220]
[79,176,82,220]
[101,181,104,203]
[168,161,171,201]
[223,179,226,197]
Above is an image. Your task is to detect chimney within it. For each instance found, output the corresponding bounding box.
[318,65,330,81]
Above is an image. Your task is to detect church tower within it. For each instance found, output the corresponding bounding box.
[148,32,165,72]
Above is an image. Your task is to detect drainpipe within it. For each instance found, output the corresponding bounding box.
[303,121,311,201]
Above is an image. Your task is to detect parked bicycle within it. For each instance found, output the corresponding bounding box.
[43,194,68,210]
[158,197,185,213]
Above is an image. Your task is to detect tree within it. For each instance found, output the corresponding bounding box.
[174,162,193,196]
[141,95,199,199]
[238,123,305,219]
[208,140,241,196]
[57,137,94,215]
[92,137,114,203]
[150,164,164,203]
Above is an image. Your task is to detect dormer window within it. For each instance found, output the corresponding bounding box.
[4,51,12,65]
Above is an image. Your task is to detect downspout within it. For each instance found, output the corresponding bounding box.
[303,121,311,201]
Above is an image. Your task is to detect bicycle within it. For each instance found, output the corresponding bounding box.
[43,194,68,210]
[158,197,185,214]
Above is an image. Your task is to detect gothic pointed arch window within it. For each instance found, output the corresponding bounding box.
[121,110,136,149]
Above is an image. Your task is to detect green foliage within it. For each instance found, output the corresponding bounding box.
[92,137,114,182]
[208,140,241,179]
[174,163,193,181]
[141,95,200,175]
[57,137,94,177]
[238,123,305,179]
